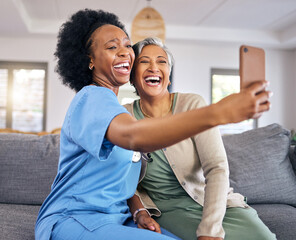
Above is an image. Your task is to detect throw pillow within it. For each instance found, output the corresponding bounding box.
[223,123,296,206]
[0,133,60,205]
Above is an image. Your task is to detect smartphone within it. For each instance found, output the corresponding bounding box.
[239,45,265,90]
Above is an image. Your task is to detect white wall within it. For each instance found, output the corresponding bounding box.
[0,36,295,131]
[0,36,75,131]
[293,52,296,132]
[166,40,296,131]
[264,49,295,131]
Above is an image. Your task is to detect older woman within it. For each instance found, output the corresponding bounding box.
[124,37,276,240]
[35,9,270,240]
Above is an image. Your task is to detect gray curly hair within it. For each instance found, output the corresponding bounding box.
[132,37,174,72]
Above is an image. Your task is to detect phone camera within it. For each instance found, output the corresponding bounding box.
[244,47,248,53]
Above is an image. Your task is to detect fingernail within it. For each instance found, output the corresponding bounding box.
[269,92,273,97]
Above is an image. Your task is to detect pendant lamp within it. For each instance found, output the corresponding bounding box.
[131,0,166,44]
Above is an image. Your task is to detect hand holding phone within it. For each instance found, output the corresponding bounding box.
[238,45,271,118]
[239,45,265,90]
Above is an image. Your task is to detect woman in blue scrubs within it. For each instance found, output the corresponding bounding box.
[35,9,271,240]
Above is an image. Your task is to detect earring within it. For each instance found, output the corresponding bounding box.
[89,65,93,70]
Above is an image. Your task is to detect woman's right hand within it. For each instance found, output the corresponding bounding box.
[136,211,162,233]
[214,80,271,124]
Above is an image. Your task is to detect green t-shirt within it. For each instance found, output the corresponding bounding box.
[133,93,188,200]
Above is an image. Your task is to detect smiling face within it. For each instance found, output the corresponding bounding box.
[133,44,170,98]
[89,24,135,89]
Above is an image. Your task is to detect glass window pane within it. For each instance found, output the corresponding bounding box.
[212,73,254,135]
[12,69,45,132]
[0,69,8,128]
[212,74,240,103]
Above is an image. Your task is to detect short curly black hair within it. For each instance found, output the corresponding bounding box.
[55,9,127,92]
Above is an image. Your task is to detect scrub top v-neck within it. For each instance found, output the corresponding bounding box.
[35,86,141,240]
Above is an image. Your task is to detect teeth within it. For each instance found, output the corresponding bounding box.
[145,76,160,81]
[147,81,159,85]
[114,62,129,68]
[145,76,161,86]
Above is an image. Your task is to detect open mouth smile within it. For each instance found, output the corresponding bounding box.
[113,62,131,74]
[144,76,161,86]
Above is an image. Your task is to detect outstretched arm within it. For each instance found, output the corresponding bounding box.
[107,81,270,152]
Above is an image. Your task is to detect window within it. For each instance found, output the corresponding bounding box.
[211,68,257,135]
[0,62,47,132]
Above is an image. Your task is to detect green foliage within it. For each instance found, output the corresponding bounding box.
[212,74,240,103]
[292,132,296,141]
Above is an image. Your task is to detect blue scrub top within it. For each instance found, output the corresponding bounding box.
[35,86,141,240]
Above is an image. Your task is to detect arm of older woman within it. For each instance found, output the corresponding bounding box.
[107,80,270,152]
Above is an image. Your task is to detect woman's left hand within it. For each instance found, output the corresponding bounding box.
[198,237,223,240]
[136,211,161,233]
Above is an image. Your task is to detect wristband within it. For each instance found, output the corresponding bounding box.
[133,208,151,223]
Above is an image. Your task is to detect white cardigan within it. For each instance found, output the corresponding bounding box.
[124,93,248,238]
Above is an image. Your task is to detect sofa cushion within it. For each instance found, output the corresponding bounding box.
[0,133,60,205]
[223,123,296,206]
[251,204,296,240]
[0,203,40,240]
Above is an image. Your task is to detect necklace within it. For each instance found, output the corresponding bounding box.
[139,94,173,118]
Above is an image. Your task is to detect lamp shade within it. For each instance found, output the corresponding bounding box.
[131,7,166,44]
